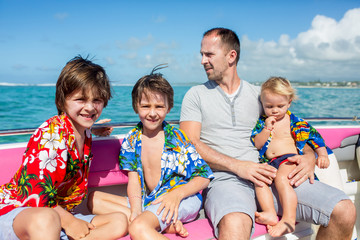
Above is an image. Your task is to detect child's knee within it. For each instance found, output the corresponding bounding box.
[14,208,61,236]
[129,216,155,237]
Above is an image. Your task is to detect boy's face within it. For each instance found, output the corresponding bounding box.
[137,91,170,136]
[65,89,104,135]
[261,90,291,121]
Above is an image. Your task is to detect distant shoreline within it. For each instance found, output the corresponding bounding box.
[1,82,360,89]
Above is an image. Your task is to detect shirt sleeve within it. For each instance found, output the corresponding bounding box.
[18,120,69,208]
[250,116,266,146]
[119,129,139,172]
[180,87,202,123]
[178,129,214,180]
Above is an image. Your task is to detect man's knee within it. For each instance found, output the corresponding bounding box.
[331,199,356,227]
[218,212,252,239]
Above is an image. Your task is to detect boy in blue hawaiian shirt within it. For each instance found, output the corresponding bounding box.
[250,77,330,237]
[88,65,213,239]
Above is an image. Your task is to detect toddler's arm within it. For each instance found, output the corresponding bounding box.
[152,176,210,224]
[253,116,276,149]
[315,147,330,169]
[54,206,95,239]
[127,171,142,222]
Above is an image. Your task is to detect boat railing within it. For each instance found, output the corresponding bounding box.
[0,117,358,137]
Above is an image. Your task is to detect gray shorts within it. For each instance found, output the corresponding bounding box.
[204,171,349,237]
[0,207,95,240]
[128,194,202,232]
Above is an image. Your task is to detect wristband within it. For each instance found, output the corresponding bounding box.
[264,126,274,131]
[128,195,142,199]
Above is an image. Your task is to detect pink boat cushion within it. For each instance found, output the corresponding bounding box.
[317,127,360,149]
[118,217,268,239]
[1,127,359,239]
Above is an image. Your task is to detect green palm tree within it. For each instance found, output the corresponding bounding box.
[17,165,38,198]
[37,174,58,207]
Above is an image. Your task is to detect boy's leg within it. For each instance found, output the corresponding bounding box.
[268,162,297,237]
[81,212,128,240]
[12,207,61,240]
[129,211,168,240]
[87,191,130,218]
[254,185,278,226]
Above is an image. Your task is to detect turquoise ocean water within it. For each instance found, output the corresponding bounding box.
[0,85,359,144]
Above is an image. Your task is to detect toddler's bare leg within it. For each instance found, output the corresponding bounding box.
[255,185,278,226]
[267,162,297,237]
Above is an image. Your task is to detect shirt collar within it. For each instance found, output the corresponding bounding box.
[135,121,178,149]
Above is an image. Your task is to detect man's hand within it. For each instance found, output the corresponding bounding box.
[287,153,316,187]
[235,161,277,187]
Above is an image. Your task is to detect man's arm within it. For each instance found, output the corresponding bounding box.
[180,121,276,186]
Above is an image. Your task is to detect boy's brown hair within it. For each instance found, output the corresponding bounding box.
[55,56,112,115]
[261,76,298,101]
[132,65,173,113]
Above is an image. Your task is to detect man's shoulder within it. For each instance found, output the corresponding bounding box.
[242,80,260,94]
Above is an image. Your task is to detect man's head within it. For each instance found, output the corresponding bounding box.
[200,28,240,81]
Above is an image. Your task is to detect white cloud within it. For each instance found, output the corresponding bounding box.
[54,12,68,20]
[153,15,166,23]
[116,34,154,50]
[239,8,360,82]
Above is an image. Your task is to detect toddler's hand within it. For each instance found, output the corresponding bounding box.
[317,155,330,169]
[265,116,276,130]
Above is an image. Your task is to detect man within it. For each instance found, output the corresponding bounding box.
[180,27,356,240]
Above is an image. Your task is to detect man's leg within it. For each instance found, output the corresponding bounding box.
[218,212,252,240]
[271,180,354,240]
[204,172,256,240]
[316,199,356,240]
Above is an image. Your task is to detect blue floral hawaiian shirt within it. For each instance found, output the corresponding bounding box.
[250,111,333,163]
[119,121,214,207]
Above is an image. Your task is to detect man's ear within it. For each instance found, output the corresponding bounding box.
[228,49,237,65]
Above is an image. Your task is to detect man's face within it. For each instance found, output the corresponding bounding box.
[200,34,229,82]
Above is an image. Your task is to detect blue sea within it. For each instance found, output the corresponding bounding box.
[0,84,359,144]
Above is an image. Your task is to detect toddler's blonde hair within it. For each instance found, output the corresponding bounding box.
[261,76,298,100]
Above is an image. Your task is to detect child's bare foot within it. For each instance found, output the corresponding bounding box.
[164,221,189,238]
[267,219,295,237]
[255,211,278,226]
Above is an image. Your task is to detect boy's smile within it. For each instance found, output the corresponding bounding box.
[65,89,104,136]
[137,91,170,137]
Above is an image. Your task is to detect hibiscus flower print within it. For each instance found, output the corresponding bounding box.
[187,145,202,166]
[40,129,61,150]
[176,146,190,176]
[39,149,57,179]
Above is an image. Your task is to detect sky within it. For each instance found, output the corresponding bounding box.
[0,0,359,85]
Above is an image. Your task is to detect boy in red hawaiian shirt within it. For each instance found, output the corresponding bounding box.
[0,56,127,240]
